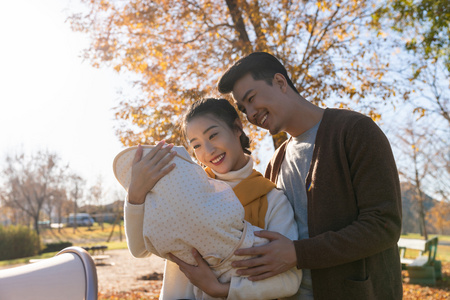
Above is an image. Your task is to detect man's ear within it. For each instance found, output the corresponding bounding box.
[273,73,288,93]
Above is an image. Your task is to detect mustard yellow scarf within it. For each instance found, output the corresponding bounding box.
[204,167,276,228]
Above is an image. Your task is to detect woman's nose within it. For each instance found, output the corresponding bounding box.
[205,142,215,154]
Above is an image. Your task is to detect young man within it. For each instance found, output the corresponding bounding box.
[217,52,403,299]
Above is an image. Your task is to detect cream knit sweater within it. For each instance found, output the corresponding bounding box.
[123,148,302,300]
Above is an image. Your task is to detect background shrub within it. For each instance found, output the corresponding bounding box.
[41,241,73,254]
[0,225,41,260]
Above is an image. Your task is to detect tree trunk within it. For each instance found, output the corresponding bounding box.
[417,189,428,240]
[225,0,253,53]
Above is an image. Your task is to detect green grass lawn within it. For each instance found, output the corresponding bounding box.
[2,230,449,268]
[400,234,450,262]
[0,222,128,267]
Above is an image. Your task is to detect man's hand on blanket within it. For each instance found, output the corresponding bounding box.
[128,141,177,205]
[232,230,297,281]
[169,249,230,298]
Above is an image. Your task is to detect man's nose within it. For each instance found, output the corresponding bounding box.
[246,106,257,123]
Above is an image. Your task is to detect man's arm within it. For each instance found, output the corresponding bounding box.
[232,116,402,278]
[170,246,302,299]
[232,230,297,281]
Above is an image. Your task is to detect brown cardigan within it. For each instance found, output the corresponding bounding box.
[266,108,402,299]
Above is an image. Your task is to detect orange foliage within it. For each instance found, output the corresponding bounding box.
[426,201,450,235]
[69,0,396,150]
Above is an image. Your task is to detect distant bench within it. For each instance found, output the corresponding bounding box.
[82,245,111,265]
[398,237,442,285]
[30,245,110,266]
[82,245,108,255]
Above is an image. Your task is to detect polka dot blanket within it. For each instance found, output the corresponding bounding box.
[113,145,267,284]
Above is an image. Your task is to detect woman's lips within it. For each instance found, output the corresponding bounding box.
[211,153,225,165]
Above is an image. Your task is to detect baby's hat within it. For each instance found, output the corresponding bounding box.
[112,145,194,191]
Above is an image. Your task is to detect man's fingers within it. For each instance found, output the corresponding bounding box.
[235,264,269,276]
[232,254,266,268]
[234,243,267,257]
[248,272,274,281]
[254,230,283,240]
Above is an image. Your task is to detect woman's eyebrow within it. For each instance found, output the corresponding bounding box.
[189,125,218,143]
[203,125,218,134]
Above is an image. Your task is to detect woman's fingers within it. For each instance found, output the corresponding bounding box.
[141,141,173,165]
[140,140,166,162]
[168,253,190,267]
[132,144,144,165]
[128,142,176,204]
[192,248,208,267]
[155,150,177,171]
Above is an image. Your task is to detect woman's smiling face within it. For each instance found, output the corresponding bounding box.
[186,114,248,174]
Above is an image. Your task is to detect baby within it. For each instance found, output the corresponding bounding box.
[114,145,301,299]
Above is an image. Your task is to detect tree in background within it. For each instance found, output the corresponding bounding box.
[68,173,85,234]
[43,161,70,232]
[394,116,448,239]
[427,199,450,235]
[69,0,399,151]
[375,0,449,238]
[49,188,71,233]
[89,176,105,230]
[378,0,449,69]
[0,151,66,244]
[107,188,125,242]
[375,0,449,124]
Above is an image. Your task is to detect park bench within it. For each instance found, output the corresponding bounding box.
[398,236,442,285]
[82,245,111,265]
[82,245,108,255]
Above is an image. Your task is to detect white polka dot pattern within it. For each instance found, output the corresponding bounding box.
[113,146,267,283]
[142,147,246,265]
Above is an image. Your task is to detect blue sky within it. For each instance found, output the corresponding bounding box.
[0,0,131,201]
[0,0,275,203]
[1,0,445,204]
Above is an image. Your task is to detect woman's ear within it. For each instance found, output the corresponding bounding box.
[233,118,244,137]
[273,73,288,93]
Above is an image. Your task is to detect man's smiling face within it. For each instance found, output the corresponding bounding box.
[231,73,286,135]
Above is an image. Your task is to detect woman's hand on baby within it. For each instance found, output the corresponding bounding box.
[231,230,297,281]
[169,249,230,298]
[128,141,177,205]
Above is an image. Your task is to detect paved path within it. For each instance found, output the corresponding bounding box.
[96,248,165,293]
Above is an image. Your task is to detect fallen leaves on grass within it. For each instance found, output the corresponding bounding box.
[98,280,162,300]
[98,262,450,300]
[98,290,159,300]
[403,261,450,300]
[138,272,164,281]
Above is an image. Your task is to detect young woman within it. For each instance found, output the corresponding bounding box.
[123,98,302,299]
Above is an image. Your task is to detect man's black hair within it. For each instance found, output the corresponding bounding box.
[217,52,299,94]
